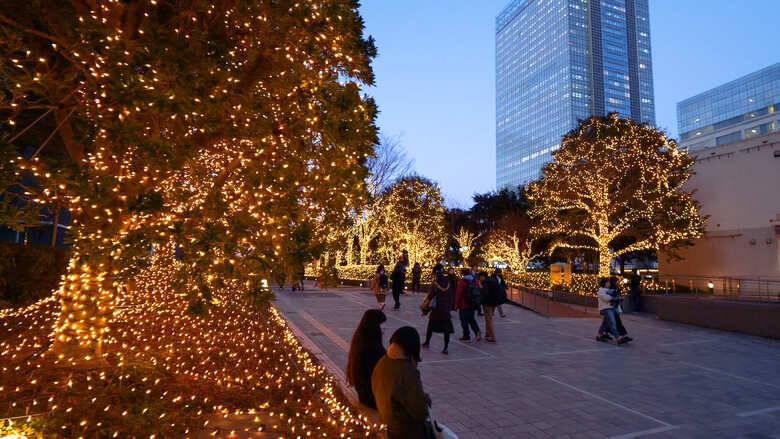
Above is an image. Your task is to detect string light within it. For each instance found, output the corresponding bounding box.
[1,0,381,435]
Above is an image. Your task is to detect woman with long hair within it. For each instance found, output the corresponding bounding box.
[346,309,387,408]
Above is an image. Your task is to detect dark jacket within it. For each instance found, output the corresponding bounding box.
[428,275,454,321]
[371,346,430,439]
[481,277,504,307]
[391,262,407,293]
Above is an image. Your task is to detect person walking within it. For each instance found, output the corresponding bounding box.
[390,253,408,310]
[371,326,431,439]
[630,270,642,312]
[371,265,389,310]
[597,277,632,344]
[411,263,422,293]
[492,268,509,318]
[422,264,454,354]
[346,309,387,408]
[455,269,481,342]
[471,264,484,316]
[481,271,504,343]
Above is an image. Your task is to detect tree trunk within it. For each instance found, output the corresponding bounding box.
[598,244,611,277]
[50,204,60,247]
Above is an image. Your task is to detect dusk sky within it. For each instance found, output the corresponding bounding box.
[359,0,779,207]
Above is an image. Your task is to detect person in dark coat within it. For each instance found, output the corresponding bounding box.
[422,264,454,354]
[481,271,505,343]
[630,270,642,312]
[493,268,509,317]
[371,326,430,439]
[346,309,387,408]
[455,268,481,342]
[411,263,422,293]
[390,252,409,309]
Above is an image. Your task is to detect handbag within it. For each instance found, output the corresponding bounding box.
[426,407,458,439]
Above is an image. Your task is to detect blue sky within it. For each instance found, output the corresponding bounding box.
[359,0,778,207]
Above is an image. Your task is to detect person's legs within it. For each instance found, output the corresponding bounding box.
[601,309,621,338]
[443,331,450,352]
[615,313,628,336]
[459,310,471,339]
[466,310,481,340]
[484,306,496,341]
[498,304,506,317]
[423,323,432,346]
[392,287,400,309]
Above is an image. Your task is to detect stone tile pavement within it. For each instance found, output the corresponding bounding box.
[273,282,780,439]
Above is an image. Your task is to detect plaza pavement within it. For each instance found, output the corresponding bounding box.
[273,282,780,439]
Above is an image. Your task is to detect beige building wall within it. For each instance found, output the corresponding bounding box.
[660,133,780,280]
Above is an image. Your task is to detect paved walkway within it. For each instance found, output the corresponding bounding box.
[273,282,780,439]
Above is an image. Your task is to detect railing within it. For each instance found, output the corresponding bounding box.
[650,274,780,302]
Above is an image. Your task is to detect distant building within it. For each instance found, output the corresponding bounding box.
[659,133,780,289]
[495,0,655,189]
[677,63,780,153]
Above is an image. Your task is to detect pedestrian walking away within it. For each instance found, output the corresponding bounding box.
[596,277,633,345]
[492,268,509,318]
[481,270,505,343]
[371,326,431,439]
[390,252,409,310]
[371,265,389,310]
[411,262,422,293]
[471,264,484,316]
[346,309,387,409]
[454,269,481,342]
[421,264,454,354]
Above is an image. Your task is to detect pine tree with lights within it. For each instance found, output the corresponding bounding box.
[527,114,705,276]
[377,175,446,267]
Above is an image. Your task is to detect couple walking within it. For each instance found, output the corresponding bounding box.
[369,252,410,312]
[597,276,633,345]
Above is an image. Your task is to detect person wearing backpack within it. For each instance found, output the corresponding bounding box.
[481,271,503,343]
[454,268,481,342]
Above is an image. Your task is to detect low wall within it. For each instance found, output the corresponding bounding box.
[655,296,780,339]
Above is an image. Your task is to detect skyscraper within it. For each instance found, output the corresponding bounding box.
[496,0,655,188]
[677,63,780,152]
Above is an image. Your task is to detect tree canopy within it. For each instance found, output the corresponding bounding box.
[527,114,705,276]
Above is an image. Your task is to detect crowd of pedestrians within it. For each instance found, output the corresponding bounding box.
[351,257,640,438]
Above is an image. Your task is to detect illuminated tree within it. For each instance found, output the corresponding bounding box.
[453,227,479,265]
[482,230,531,272]
[378,176,446,267]
[0,0,378,355]
[527,114,705,276]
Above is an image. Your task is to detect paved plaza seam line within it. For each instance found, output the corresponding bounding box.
[300,310,351,352]
[606,425,680,439]
[659,338,718,347]
[737,406,780,417]
[540,375,674,427]
[680,361,780,390]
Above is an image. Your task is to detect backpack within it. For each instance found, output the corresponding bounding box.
[465,279,481,308]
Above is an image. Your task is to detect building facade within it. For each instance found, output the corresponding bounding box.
[659,133,780,293]
[496,0,655,188]
[677,63,780,153]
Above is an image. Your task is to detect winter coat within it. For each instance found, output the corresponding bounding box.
[371,344,430,439]
[481,277,504,307]
[597,288,622,312]
[427,275,454,321]
[391,263,407,293]
[455,274,476,310]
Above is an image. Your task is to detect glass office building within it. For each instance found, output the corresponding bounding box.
[496,0,655,188]
[677,63,780,152]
